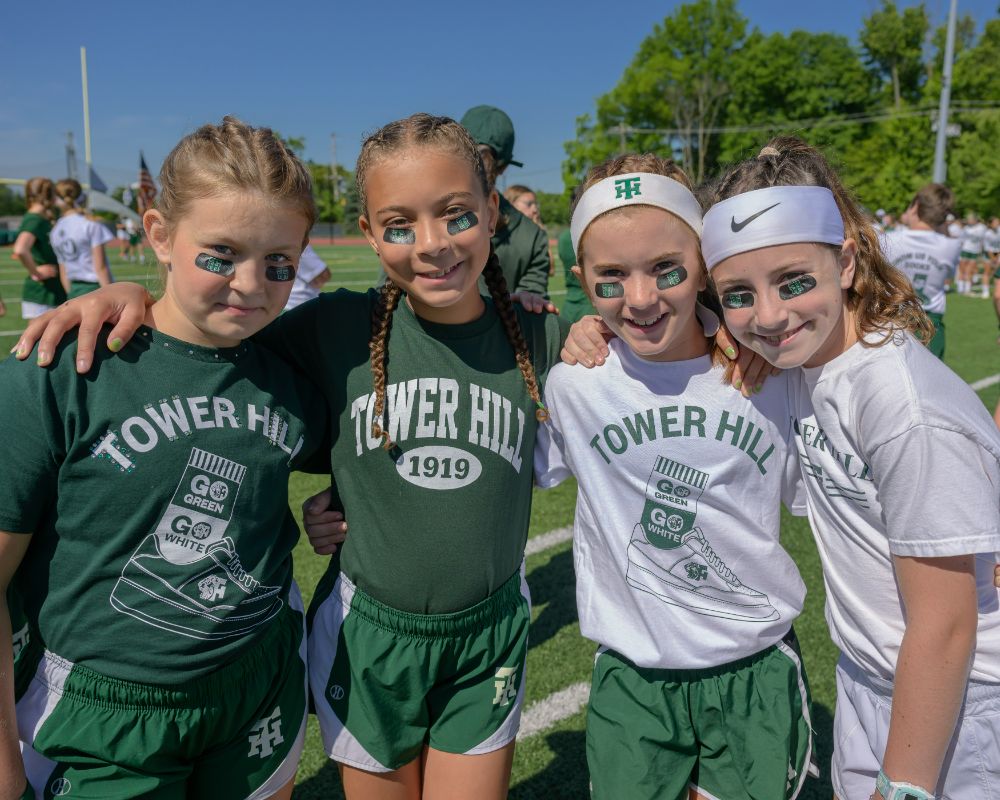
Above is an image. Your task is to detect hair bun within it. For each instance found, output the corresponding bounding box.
[758,146,781,158]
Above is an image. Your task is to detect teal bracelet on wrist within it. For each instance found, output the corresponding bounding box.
[876,770,935,800]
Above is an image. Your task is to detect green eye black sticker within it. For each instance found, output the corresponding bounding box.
[722,291,754,309]
[195,253,235,276]
[778,275,817,299]
[266,266,295,282]
[447,212,478,235]
[595,282,624,298]
[656,266,688,290]
[383,228,416,245]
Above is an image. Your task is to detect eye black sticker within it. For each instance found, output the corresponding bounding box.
[447,212,478,235]
[721,291,754,309]
[383,228,416,245]
[595,282,624,298]
[656,266,688,290]
[195,253,235,276]
[266,266,295,282]
[778,275,817,300]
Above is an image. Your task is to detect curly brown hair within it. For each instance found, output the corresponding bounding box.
[712,136,933,347]
[357,114,548,450]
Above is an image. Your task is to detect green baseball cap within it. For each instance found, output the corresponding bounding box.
[461,105,523,168]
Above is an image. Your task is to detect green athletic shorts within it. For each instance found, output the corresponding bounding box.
[308,566,530,772]
[587,630,816,800]
[67,281,99,300]
[15,594,307,800]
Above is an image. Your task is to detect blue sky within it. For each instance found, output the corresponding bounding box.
[3,0,996,195]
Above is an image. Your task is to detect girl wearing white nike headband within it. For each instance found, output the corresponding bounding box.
[534,153,817,800]
[705,137,1000,800]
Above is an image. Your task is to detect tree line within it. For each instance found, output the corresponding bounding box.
[561,0,1000,222]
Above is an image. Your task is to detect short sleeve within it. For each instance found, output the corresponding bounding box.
[533,381,572,489]
[872,425,1000,557]
[90,220,114,247]
[781,443,808,516]
[0,353,65,532]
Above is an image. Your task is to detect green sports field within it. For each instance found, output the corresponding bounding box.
[1,244,997,798]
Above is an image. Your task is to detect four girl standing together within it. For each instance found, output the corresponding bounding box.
[2,113,999,800]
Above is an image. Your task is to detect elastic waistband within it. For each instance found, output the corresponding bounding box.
[31,602,302,710]
[338,567,525,639]
[838,652,1000,703]
[604,628,799,681]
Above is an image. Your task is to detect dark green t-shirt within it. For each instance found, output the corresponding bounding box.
[0,327,326,684]
[17,212,66,307]
[484,196,551,296]
[262,289,566,613]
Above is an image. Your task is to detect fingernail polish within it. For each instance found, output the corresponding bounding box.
[734,379,742,389]
[109,338,123,352]
[755,383,763,393]
[725,346,736,359]
[37,352,48,365]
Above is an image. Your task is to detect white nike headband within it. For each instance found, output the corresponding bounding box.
[570,172,703,254]
[701,186,845,270]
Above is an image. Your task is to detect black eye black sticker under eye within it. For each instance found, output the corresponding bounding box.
[721,291,754,309]
[595,282,624,299]
[778,275,817,300]
[266,266,295,282]
[383,228,416,245]
[656,266,688,290]
[447,212,479,235]
[195,253,235,276]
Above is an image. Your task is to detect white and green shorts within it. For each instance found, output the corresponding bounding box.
[15,590,308,800]
[308,565,530,772]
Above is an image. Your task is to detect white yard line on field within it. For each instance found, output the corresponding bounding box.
[517,681,591,741]
[970,374,1000,392]
[525,526,573,557]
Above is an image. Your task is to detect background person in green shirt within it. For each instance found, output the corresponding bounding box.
[12,177,66,319]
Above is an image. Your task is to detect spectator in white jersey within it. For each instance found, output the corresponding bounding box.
[883,183,961,358]
[283,243,330,311]
[958,211,988,295]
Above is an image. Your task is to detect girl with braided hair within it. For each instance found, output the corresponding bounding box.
[703,137,1000,800]
[14,113,564,800]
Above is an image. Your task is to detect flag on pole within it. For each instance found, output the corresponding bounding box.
[137,152,157,213]
[88,166,108,194]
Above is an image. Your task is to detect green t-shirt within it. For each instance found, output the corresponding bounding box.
[17,212,66,307]
[0,327,327,684]
[263,289,566,613]
[483,196,551,296]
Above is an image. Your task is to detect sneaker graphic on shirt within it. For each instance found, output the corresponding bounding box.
[110,448,283,640]
[625,456,778,622]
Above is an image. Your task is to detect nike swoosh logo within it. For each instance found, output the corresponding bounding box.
[731,202,781,232]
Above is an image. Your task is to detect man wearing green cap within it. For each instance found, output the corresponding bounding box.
[460,106,553,309]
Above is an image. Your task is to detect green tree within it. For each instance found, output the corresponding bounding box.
[0,184,27,215]
[536,191,571,227]
[859,1,929,108]
[718,29,876,165]
[563,0,748,186]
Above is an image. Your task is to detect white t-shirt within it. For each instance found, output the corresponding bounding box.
[984,226,1000,253]
[285,244,328,310]
[881,228,961,314]
[948,222,963,239]
[534,342,807,670]
[961,222,988,254]
[51,213,114,284]
[790,332,1000,682]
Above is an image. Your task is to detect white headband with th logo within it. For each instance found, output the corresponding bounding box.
[570,173,703,253]
[701,185,845,270]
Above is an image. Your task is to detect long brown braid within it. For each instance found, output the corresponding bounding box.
[358,113,549,449]
[368,277,403,450]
